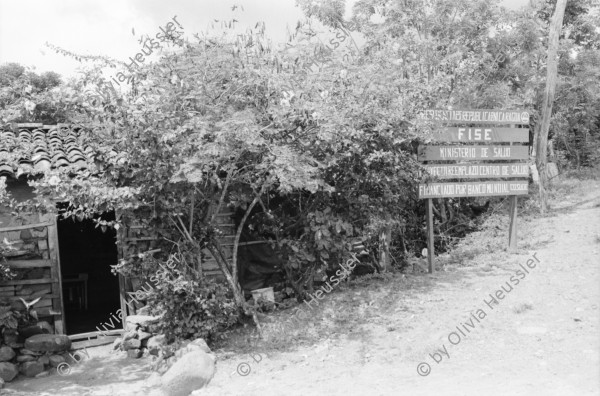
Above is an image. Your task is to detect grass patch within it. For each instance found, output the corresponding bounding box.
[513,303,533,314]
[521,235,555,250]
[437,211,510,269]
[215,272,407,354]
[561,166,600,181]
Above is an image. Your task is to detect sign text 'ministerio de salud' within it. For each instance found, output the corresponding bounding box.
[418,145,529,161]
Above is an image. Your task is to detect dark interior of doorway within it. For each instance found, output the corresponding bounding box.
[57,210,121,335]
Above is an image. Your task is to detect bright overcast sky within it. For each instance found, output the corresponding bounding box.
[0,0,530,79]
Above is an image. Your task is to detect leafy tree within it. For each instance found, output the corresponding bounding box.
[0,63,65,123]
[0,63,62,90]
[5,1,504,292]
[27,71,62,91]
[0,63,26,87]
[551,49,600,168]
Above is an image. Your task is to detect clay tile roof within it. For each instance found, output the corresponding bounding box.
[0,124,95,178]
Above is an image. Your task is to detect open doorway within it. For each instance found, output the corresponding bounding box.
[57,211,121,335]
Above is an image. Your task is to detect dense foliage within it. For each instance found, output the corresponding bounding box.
[0,0,598,339]
[0,178,17,281]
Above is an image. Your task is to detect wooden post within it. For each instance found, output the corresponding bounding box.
[426,198,434,273]
[508,195,518,252]
[115,220,129,327]
[378,215,391,272]
[46,215,66,334]
[117,274,128,326]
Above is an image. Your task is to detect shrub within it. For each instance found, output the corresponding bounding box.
[140,255,240,343]
[0,262,15,282]
[0,238,16,282]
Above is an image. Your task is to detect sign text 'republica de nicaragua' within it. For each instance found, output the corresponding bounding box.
[418,109,530,124]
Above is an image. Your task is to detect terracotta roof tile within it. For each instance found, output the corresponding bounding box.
[0,124,94,178]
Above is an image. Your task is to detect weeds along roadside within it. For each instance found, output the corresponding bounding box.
[214,171,600,354]
[214,270,401,355]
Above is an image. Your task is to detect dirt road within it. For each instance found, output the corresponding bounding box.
[6,178,600,396]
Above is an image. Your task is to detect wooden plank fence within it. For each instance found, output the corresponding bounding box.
[0,215,65,334]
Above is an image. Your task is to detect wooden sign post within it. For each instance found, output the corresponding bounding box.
[418,109,530,273]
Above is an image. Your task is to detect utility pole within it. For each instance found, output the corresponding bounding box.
[535,0,568,214]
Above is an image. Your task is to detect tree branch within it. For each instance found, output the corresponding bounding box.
[211,169,233,224]
[189,187,195,235]
[231,183,267,284]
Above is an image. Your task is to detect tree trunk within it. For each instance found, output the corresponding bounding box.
[231,186,265,286]
[207,240,263,336]
[535,0,568,214]
[207,241,244,304]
